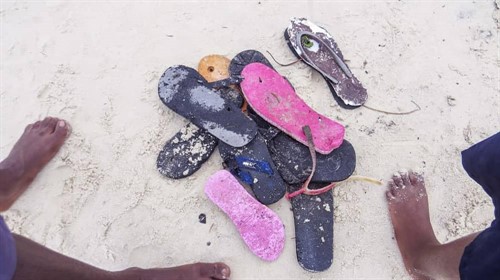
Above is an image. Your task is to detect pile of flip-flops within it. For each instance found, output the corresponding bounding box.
[156,18,367,272]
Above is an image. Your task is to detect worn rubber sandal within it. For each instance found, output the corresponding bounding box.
[229,50,274,76]
[269,132,356,184]
[289,182,334,272]
[158,65,257,147]
[285,17,367,108]
[240,62,345,154]
[286,127,335,271]
[157,58,246,179]
[198,54,231,82]
[157,123,218,179]
[219,133,286,205]
[205,170,285,261]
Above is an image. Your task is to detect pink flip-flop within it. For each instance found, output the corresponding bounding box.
[240,62,344,154]
[204,170,285,261]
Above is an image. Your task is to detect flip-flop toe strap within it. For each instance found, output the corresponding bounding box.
[286,126,336,199]
[295,31,353,84]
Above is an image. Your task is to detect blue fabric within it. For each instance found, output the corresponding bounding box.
[0,216,16,280]
[459,132,500,280]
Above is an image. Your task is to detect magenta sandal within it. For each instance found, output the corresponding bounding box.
[240,62,345,154]
[205,170,285,261]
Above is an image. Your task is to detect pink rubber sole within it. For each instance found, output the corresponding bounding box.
[204,170,285,261]
[240,63,345,154]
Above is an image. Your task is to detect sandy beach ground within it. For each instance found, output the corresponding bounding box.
[1,1,499,279]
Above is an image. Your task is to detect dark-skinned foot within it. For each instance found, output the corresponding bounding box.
[386,171,440,280]
[116,262,231,280]
[0,117,70,210]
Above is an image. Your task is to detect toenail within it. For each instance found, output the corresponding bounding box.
[221,268,229,278]
[58,120,66,127]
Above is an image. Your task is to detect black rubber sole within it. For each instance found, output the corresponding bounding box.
[269,133,356,184]
[157,123,218,179]
[289,183,334,272]
[157,77,246,179]
[218,133,286,205]
[217,87,244,108]
[229,49,274,77]
[158,65,257,148]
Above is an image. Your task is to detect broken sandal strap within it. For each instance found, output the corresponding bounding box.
[286,125,336,199]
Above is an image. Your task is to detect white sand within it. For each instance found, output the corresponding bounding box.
[1,1,499,279]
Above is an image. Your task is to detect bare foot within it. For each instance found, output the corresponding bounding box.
[0,117,70,210]
[117,262,231,280]
[386,171,440,279]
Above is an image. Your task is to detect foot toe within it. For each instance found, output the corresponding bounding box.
[386,190,395,201]
[198,262,230,279]
[24,124,34,132]
[399,171,411,186]
[40,117,53,130]
[39,118,55,135]
[53,120,69,138]
[409,172,424,186]
[47,117,59,133]
[387,179,400,197]
[392,174,404,189]
[32,120,42,129]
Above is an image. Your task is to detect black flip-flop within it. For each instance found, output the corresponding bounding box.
[269,133,356,184]
[157,89,243,180]
[289,182,334,272]
[219,133,287,205]
[229,49,274,77]
[158,65,257,147]
[282,126,349,272]
[157,123,218,179]
[285,17,368,108]
[157,59,246,179]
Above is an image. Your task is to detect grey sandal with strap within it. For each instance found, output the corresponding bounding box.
[285,17,368,108]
